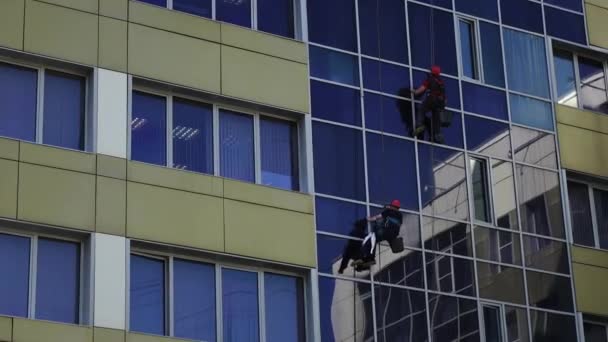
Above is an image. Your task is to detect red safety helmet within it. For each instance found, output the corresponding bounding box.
[431,65,441,76]
[389,199,401,209]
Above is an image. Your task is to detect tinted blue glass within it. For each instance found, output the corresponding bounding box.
[174,259,215,341]
[315,196,367,236]
[416,0,451,9]
[459,20,476,79]
[358,0,408,63]
[362,59,409,95]
[455,0,498,20]
[317,234,368,277]
[462,82,508,120]
[260,117,299,191]
[307,0,357,51]
[311,80,361,126]
[500,0,543,34]
[36,238,80,324]
[364,92,411,137]
[0,62,37,142]
[545,7,586,44]
[553,49,577,106]
[43,70,86,150]
[0,233,30,317]
[173,0,211,17]
[130,255,165,335]
[216,0,251,28]
[222,269,259,342]
[313,122,365,201]
[310,46,359,86]
[138,0,166,6]
[409,4,458,76]
[503,29,550,98]
[465,115,510,153]
[480,22,505,87]
[413,70,461,109]
[172,98,213,174]
[265,274,305,342]
[220,110,254,182]
[545,0,583,12]
[366,133,418,210]
[258,0,294,38]
[132,91,167,166]
[510,94,554,131]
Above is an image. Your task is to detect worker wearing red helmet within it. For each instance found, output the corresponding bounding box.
[411,65,447,144]
[352,199,404,270]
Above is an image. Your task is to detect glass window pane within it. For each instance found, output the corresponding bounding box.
[358,0,408,63]
[311,80,361,126]
[0,233,30,317]
[455,0,498,21]
[319,276,374,341]
[257,0,293,38]
[376,246,424,288]
[470,157,491,223]
[503,29,550,98]
[516,165,565,238]
[465,114,511,158]
[553,49,578,107]
[568,181,594,247]
[414,70,461,109]
[220,110,254,182]
[315,196,367,236]
[474,227,522,265]
[426,253,476,296]
[500,0,543,34]
[265,273,305,342]
[428,295,479,341]
[137,0,166,6]
[364,92,412,137]
[222,269,259,342]
[462,82,508,120]
[530,310,577,341]
[131,91,167,166]
[408,4,458,76]
[130,255,166,335]
[307,0,357,51]
[0,62,37,142]
[480,22,505,87]
[584,322,608,342]
[362,58,409,95]
[36,238,80,324]
[366,133,418,210]
[317,233,369,278]
[512,126,558,169]
[313,122,365,201]
[545,7,586,45]
[506,306,530,342]
[173,0,211,18]
[216,0,251,28]
[595,189,608,249]
[260,117,299,191]
[172,98,213,174]
[510,94,554,131]
[492,160,519,230]
[482,306,503,342]
[310,46,359,86]
[527,271,573,312]
[546,0,583,11]
[374,285,427,342]
[43,70,86,150]
[418,145,469,221]
[523,235,569,274]
[459,19,477,80]
[579,56,608,114]
[173,259,215,341]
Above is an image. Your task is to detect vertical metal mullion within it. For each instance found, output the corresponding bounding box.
[212,0,216,20]
[486,158,497,225]
[251,0,257,30]
[589,185,600,248]
[78,240,85,325]
[168,256,174,336]
[167,0,173,9]
[254,113,262,184]
[167,96,173,169]
[36,68,45,144]
[573,54,583,109]
[258,272,266,342]
[29,236,38,319]
[216,265,223,342]
[213,105,220,177]
[475,18,484,83]
[127,76,133,160]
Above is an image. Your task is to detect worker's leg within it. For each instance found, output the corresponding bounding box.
[413,100,430,137]
[431,100,445,144]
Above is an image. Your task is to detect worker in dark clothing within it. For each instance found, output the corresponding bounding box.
[411,65,447,144]
[351,200,404,270]
[338,219,366,274]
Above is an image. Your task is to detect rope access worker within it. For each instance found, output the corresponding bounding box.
[351,199,404,271]
[411,65,447,144]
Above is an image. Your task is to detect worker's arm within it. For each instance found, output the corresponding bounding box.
[367,214,382,221]
[411,85,427,97]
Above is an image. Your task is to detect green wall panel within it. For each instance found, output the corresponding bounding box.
[128,23,221,93]
[221,45,309,113]
[99,16,128,72]
[24,0,99,65]
[12,318,92,342]
[96,176,126,236]
[127,162,223,197]
[100,0,127,20]
[20,142,96,174]
[127,182,224,252]
[573,263,608,316]
[0,0,25,50]
[0,316,12,342]
[587,0,608,9]
[224,179,312,214]
[18,163,96,230]
[0,159,18,220]
[126,333,188,342]
[558,123,608,178]
[128,1,220,42]
[0,138,19,161]
[220,23,307,64]
[572,245,608,268]
[97,154,127,180]
[587,3,608,49]
[224,199,315,267]
[38,0,98,13]
[557,104,608,135]
[94,327,125,342]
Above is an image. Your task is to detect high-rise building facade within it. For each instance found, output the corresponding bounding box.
[0,0,606,341]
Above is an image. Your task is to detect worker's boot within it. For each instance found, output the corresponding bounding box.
[412,125,426,137]
[433,133,445,144]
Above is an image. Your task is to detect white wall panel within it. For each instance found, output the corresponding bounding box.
[93,233,127,330]
[96,68,128,158]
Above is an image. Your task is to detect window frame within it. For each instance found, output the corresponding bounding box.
[479,302,508,342]
[0,228,87,324]
[469,155,494,224]
[128,248,308,341]
[456,15,483,82]
[583,319,608,342]
[129,85,302,191]
[0,57,92,151]
[567,179,608,250]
